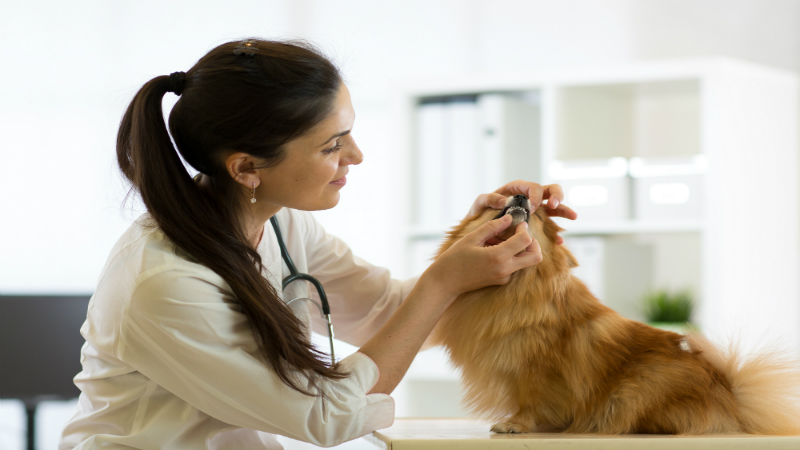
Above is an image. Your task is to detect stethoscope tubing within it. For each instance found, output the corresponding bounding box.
[270,217,335,364]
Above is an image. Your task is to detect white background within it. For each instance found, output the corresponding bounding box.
[2,1,800,449]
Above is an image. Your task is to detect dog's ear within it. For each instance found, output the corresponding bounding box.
[565,250,578,268]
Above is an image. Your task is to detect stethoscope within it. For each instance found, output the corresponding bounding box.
[192,174,335,363]
[269,216,336,364]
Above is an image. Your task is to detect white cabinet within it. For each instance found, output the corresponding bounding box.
[398,57,800,355]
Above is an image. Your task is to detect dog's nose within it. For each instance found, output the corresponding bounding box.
[513,194,527,203]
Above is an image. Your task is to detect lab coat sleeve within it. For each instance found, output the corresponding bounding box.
[119,266,394,447]
[299,211,420,347]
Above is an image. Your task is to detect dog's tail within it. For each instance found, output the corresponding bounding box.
[686,333,800,435]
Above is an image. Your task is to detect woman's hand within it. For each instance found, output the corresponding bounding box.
[424,214,542,299]
[465,180,578,220]
[464,180,578,245]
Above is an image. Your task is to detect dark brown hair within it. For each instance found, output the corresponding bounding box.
[117,38,346,396]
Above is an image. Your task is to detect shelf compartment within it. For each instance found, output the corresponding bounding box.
[554,218,704,235]
[554,79,701,161]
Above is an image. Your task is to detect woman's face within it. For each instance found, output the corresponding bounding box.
[256,82,362,212]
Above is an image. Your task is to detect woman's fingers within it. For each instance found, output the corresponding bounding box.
[494,181,577,221]
[491,222,542,273]
[494,222,531,255]
[480,193,508,211]
[524,231,541,252]
[471,182,576,224]
[430,216,546,294]
[464,214,513,245]
[542,202,578,220]
[489,193,507,209]
[465,193,507,219]
[541,184,564,209]
[513,238,543,268]
[494,181,566,211]
[495,181,544,209]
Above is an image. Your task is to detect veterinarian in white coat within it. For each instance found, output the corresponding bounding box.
[60,39,576,450]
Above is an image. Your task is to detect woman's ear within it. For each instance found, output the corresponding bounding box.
[225,152,261,188]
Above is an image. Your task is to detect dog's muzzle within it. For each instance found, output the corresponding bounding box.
[496,194,531,227]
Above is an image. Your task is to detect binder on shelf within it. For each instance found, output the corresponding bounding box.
[478,94,541,194]
[413,95,539,231]
[446,100,481,226]
[414,98,483,229]
[415,102,447,227]
[477,95,506,195]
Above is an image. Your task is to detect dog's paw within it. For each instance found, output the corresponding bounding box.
[490,422,531,433]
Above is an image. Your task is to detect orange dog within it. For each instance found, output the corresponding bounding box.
[430,194,800,434]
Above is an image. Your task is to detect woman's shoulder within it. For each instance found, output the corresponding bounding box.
[96,213,229,299]
[84,213,237,355]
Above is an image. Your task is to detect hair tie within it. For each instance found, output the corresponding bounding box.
[167,71,186,95]
[233,40,259,57]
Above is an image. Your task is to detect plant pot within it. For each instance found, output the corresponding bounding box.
[647,322,698,334]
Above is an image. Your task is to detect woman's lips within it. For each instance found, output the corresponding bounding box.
[329,176,346,186]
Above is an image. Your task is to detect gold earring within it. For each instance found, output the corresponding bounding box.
[250,183,257,203]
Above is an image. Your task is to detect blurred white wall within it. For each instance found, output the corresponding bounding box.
[1,1,799,448]
[2,0,798,293]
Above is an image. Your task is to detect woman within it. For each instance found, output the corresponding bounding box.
[60,39,575,449]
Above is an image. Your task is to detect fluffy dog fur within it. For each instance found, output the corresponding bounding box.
[430,197,800,434]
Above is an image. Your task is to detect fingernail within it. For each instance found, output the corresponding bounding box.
[523,222,528,228]
[551,198,559,208]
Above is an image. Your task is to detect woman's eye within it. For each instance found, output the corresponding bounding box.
[322,142,342,155]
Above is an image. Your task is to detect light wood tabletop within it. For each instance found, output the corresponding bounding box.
[365,418,800,450]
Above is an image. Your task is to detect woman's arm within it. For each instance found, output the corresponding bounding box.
[291,210,420,346]
[357,275,455,394]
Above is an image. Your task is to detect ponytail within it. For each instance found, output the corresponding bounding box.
[116,39,347,397]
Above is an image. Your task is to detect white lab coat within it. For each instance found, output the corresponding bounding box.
[59,208,416,449]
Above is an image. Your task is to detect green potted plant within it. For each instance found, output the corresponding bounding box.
[642,289,696,334]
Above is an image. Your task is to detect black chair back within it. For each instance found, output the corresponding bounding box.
[0,295,91,402]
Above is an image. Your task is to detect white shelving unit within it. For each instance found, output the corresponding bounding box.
[556,219,705,235]
[397,57,799,354]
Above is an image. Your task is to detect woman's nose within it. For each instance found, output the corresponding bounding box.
[344,140,363,166]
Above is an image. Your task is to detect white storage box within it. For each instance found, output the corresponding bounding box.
[548,158,630,221]
[629,155,707,221]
